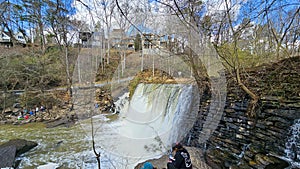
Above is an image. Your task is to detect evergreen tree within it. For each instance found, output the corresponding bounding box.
[134,33,142,51]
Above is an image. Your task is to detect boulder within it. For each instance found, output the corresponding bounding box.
[0,145,16,168]
[45,115,75,128]
[188,147,212,169]
[261,155,289,169]
[3,107,12,114]
[0,139,38,156]
[12,108,21,114]
[0,139,38,168]
[135,147,211,169]
[135,155,168,169]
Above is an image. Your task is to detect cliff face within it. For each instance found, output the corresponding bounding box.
[186,56,300,169]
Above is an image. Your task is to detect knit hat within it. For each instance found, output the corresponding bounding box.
[141,162,153,169]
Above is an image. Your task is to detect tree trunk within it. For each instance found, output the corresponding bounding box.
[39,21,46,53]
[2,92,6,113]
[91,118,101,169]
[107,38,110,64]
[65,46,72,98]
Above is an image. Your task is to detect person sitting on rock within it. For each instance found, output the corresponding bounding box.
[24,114,29,120]
[23,108,28,114]
[40,105,45,112]
[167,142,192,169]
[17,112,24,120]
[29,110,34,116]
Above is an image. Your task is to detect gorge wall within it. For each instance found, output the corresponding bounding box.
[186,56,300,169]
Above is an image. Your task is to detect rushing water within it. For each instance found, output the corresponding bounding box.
[80,83,199,168]
[0,123,96,168]
[0,83,199,168]
[284,119,300,168]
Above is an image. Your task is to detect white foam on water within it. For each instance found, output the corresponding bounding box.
[80,83,199,168]
[284,119,300,168]
[37,162,60,169]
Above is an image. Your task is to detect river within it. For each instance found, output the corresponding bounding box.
[0,122,94,168]
[0,83,200,168]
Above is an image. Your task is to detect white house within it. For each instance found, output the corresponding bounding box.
[0,29,27,47]
[0,31,11,43]
[0,30,12,47]
[14,32,27,45]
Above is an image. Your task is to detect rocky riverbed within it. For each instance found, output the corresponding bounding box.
[0,88,116,127]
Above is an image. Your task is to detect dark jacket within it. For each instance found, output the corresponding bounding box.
[170,148,192,169]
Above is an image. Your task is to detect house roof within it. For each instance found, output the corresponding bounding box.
[0,31,11,42]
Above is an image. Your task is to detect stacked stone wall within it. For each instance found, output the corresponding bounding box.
[186,56,300,169]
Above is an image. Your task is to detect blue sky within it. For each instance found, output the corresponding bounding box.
[4,0,299,37]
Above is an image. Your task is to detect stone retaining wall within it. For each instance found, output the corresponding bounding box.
[184,56,300,169]
[186,85,300,169]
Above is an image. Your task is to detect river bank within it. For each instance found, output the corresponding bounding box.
[0,88,116,127]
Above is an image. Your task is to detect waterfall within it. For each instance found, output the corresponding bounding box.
[119,83,199,141]
[285,119,300,167]
[93,83,199,167]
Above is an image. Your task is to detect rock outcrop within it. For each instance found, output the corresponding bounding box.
[45,114,77,128]
[0,139,38,168]
[135,147,211,169]
[0,145,17,168]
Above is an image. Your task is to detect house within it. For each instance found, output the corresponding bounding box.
[142,33,160,49]
[14,32,27,46]
[0,31,12,47]
[79,31,93,47]
[110,29,125,47]
[110,29,135,50]
[124,37,135,49]
[90,31,107,48]
[112,37,135,50]
[76,23,93,47]
[141,33,180,54]
[0,30,27,47]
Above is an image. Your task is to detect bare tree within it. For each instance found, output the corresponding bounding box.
[45,0,81,99]
[0,0,27,46]
[92,0,116,65]
[264,1,300,58]
[114,0,136,76]
[91,117,101,169]
[20,0,47,51]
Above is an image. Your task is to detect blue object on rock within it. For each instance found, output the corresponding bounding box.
[141,162,153,169]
